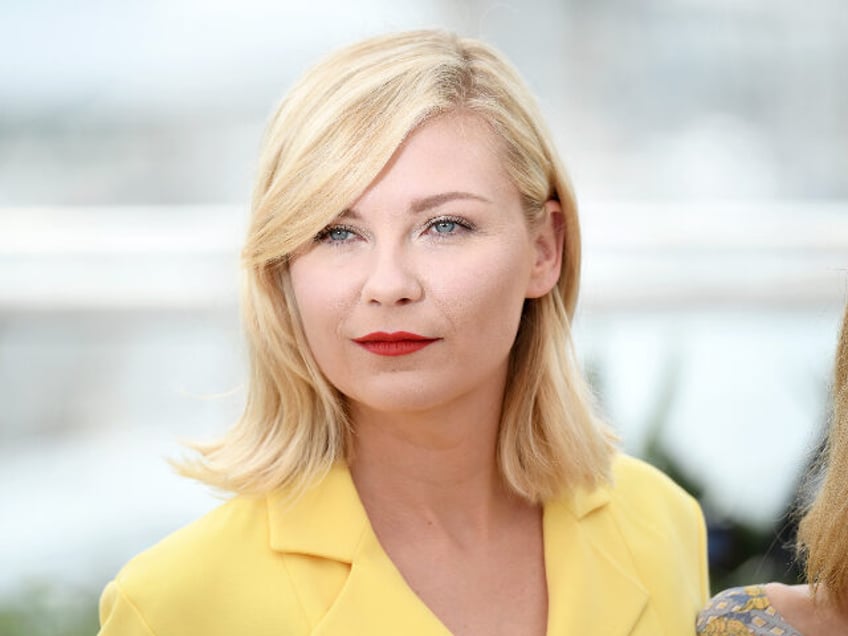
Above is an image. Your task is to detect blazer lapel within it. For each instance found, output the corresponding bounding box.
[267,464,367,563]
[544,486,649,635]
[311,528,452,636]
[269,464,650,636]
[267,464,451,636]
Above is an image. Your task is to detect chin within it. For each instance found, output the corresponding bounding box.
[345,383,460,417]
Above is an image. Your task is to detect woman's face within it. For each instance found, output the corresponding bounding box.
[289,113,560,417]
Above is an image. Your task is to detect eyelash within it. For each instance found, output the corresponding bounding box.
[314,224,358,244]
[314,215,475,245]
[424,215,474,236]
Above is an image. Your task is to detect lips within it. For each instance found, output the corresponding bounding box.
[353,331,439,356]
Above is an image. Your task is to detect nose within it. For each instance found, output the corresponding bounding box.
[360,242,423,305]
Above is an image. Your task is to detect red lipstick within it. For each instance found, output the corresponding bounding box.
[353,331,438,356]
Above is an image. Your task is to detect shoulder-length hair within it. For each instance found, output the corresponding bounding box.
[797,302,848,610]
[179,30,616,502]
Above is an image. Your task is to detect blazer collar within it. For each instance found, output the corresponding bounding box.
[563,477,612,519]
[266,463,451,634]
[266,462,613,549]
[266,461,649,636]
[266,463,368,563]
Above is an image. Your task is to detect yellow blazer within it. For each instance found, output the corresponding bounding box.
[99,454,709,635]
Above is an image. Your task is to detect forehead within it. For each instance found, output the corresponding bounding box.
[350,112,516,211]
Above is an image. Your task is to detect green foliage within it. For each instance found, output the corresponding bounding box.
[585,351,809,595]
[0,583,99,636]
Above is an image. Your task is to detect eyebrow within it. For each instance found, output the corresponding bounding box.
[409,191,492,213]
[341,191,491,219]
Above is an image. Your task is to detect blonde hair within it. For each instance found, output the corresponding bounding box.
[179,30,616,502]
[797,302,848,611]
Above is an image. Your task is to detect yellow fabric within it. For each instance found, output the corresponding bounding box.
[99,454,709,635]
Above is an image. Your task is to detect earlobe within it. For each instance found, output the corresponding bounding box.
[526,200,565,299]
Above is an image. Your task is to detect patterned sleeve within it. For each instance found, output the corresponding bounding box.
[696,585,802,636]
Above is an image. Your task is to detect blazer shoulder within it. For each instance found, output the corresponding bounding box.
[607,453,710,607]
[101,495,308,636]
[610,454,701,525]
[115,494,267,586]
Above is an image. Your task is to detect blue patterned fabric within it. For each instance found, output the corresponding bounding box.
[697,585,802,635]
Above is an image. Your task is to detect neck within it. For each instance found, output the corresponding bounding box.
[347,382,520,540]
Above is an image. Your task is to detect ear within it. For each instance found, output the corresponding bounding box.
[525,200,564,299]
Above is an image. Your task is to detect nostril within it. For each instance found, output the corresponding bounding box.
[368,295,414,306]
[360,254,424,306]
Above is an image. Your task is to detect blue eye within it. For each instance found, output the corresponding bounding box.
[427,216,471,236]
[316,225,357,244]
[328,228,353,241]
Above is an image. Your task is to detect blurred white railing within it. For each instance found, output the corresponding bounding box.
[1,201,846,311]
[1,201,846,594]
[580,200,848,309]
[0,205,248,312]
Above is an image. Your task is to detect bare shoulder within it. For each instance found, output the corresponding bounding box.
[764,582,848,636]
[764,582,811,620]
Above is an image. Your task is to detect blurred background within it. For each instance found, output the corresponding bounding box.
[2,0,847,633]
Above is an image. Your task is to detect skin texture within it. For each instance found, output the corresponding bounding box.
[765,583,848,636]
[288,112,563,636]
[290,113,558,420]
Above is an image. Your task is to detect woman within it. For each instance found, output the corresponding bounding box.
[697,303,848,635]
[99,30,708,635]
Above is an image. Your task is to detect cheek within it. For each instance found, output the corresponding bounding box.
[289,262,317,325]
[289,258,353,339]
[432,244,531,338]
